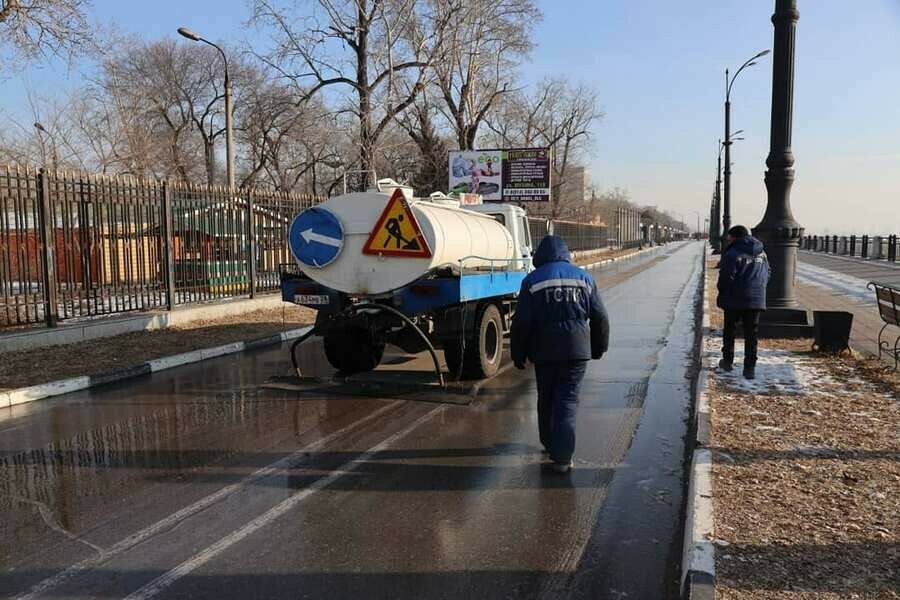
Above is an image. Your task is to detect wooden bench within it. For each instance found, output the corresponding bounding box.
[868,281,900,370]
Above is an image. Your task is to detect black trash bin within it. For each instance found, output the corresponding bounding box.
[812,311,854,353]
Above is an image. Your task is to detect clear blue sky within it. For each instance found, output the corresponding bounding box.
[3,0,899,233]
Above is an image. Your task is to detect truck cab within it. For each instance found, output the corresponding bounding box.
[466,203,534,270]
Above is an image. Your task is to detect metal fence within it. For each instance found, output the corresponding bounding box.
[802,234,898,262]
[526,207,643,252]
[1,165,320,328]
[1,164,624,330]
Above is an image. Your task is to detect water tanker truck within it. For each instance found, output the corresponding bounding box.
[281,179,534,384]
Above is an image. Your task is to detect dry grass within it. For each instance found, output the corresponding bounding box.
[0,304,316,390]
[704,255,900,599]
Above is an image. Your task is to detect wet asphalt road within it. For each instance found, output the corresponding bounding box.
[1,242,704,600]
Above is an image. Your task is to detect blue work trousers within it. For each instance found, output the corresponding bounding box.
[534,360,588,464]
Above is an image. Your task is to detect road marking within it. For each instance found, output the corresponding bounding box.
[14,401,403,600]
[124,405,443,600]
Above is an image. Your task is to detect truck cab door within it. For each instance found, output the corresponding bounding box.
[517,213,534,271]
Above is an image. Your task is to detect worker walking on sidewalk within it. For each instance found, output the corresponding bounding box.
[511,235,610,474]
[717,225,771,380]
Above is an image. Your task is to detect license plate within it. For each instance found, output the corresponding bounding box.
[295,294,329,305]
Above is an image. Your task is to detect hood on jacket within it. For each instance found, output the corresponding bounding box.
[730,235,765,256]
[533,235,571,267]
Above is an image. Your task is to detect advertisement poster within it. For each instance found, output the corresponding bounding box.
[502,148,551,203]
[448,150,503,201]
[448,148,550,203]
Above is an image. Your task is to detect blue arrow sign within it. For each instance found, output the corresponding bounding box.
[289,206,344,268]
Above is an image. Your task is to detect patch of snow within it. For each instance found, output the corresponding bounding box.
[796,262,875,306]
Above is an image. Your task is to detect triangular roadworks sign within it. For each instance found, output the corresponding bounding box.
[362,189,433,258]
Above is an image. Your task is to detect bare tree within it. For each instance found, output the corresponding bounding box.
[239,80,345,194]
[252,0,458,186]
[432,0,539,150]
[0,0,93,73]
[102,38,256,184]
[484,78,603,217]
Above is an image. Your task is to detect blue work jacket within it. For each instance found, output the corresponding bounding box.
[717,235,771,311]
[510,235,610,364]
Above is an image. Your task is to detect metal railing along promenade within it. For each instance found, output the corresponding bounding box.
[801,234,899,263]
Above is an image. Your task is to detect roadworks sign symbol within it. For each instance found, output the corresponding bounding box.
[362,189,432,258]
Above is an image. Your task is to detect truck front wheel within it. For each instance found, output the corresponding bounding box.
[323,331,385,374]
[444,303,503,380]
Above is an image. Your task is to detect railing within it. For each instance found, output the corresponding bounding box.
[801,234,898,263]
[1,163,621,330]
[1,165,321,329]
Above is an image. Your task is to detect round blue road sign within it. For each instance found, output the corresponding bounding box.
[289,206,344,268]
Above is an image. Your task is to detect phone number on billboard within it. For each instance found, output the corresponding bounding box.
[504,189,548,196]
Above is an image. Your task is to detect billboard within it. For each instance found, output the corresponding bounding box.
[448,148,550,203]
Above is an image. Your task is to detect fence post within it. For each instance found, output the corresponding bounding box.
[850,234,856,257]
[246,188,257,298]
[37,169,59,327]
[161,182,177,310]
[862,235,868,259]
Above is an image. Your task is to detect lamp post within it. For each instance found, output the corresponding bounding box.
[33,122,58,168]
[723,49,770,244]
[753,0,805,313]
[177,26,235,189]
[714,132,744,252]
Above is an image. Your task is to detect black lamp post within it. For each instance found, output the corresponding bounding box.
[177,27,235,189]
[753,0,806,315]
[723,50,770,246]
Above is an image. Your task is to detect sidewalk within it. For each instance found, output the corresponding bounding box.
[696,254,899,599]
[797,251,900,361]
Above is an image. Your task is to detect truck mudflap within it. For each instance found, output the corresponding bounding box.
[290,302,445,388]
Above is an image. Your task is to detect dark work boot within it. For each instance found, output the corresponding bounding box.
[743,365,756,380]
[718,358,733,372]
[545,460,573,474]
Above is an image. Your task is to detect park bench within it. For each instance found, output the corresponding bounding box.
[867,281,900,370]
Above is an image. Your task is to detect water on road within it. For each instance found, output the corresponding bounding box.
[1,242,704,600]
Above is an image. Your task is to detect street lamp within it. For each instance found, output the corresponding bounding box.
[713,132,744,252]
[33,122,58,168]
[177,26,235,189]
[723,49,770,243]
[752,0,805,317]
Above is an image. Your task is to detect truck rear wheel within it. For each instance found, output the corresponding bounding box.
[323,331,385,374]
[444,303,503,380]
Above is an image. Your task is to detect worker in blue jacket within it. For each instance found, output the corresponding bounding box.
[717,225,771,379]
[511,235,610,473]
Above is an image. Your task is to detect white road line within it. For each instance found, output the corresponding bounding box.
[124,405,444,600]
[15,401,402,600]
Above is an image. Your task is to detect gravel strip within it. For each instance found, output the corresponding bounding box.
[704,260,900,599]
[0,304,316,391]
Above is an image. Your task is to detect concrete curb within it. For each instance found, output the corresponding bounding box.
[681,245,716,599]
[578,243,663,271]
[2,326,313,409]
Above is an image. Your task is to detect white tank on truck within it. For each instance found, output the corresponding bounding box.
[289,182,517,296]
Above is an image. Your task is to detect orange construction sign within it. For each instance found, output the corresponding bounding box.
[362,189,432,258]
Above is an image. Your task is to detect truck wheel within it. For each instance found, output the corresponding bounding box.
[466,303,503,379]
[443,339,465,380]
[445,303,503,380]
[323,331,385,373]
